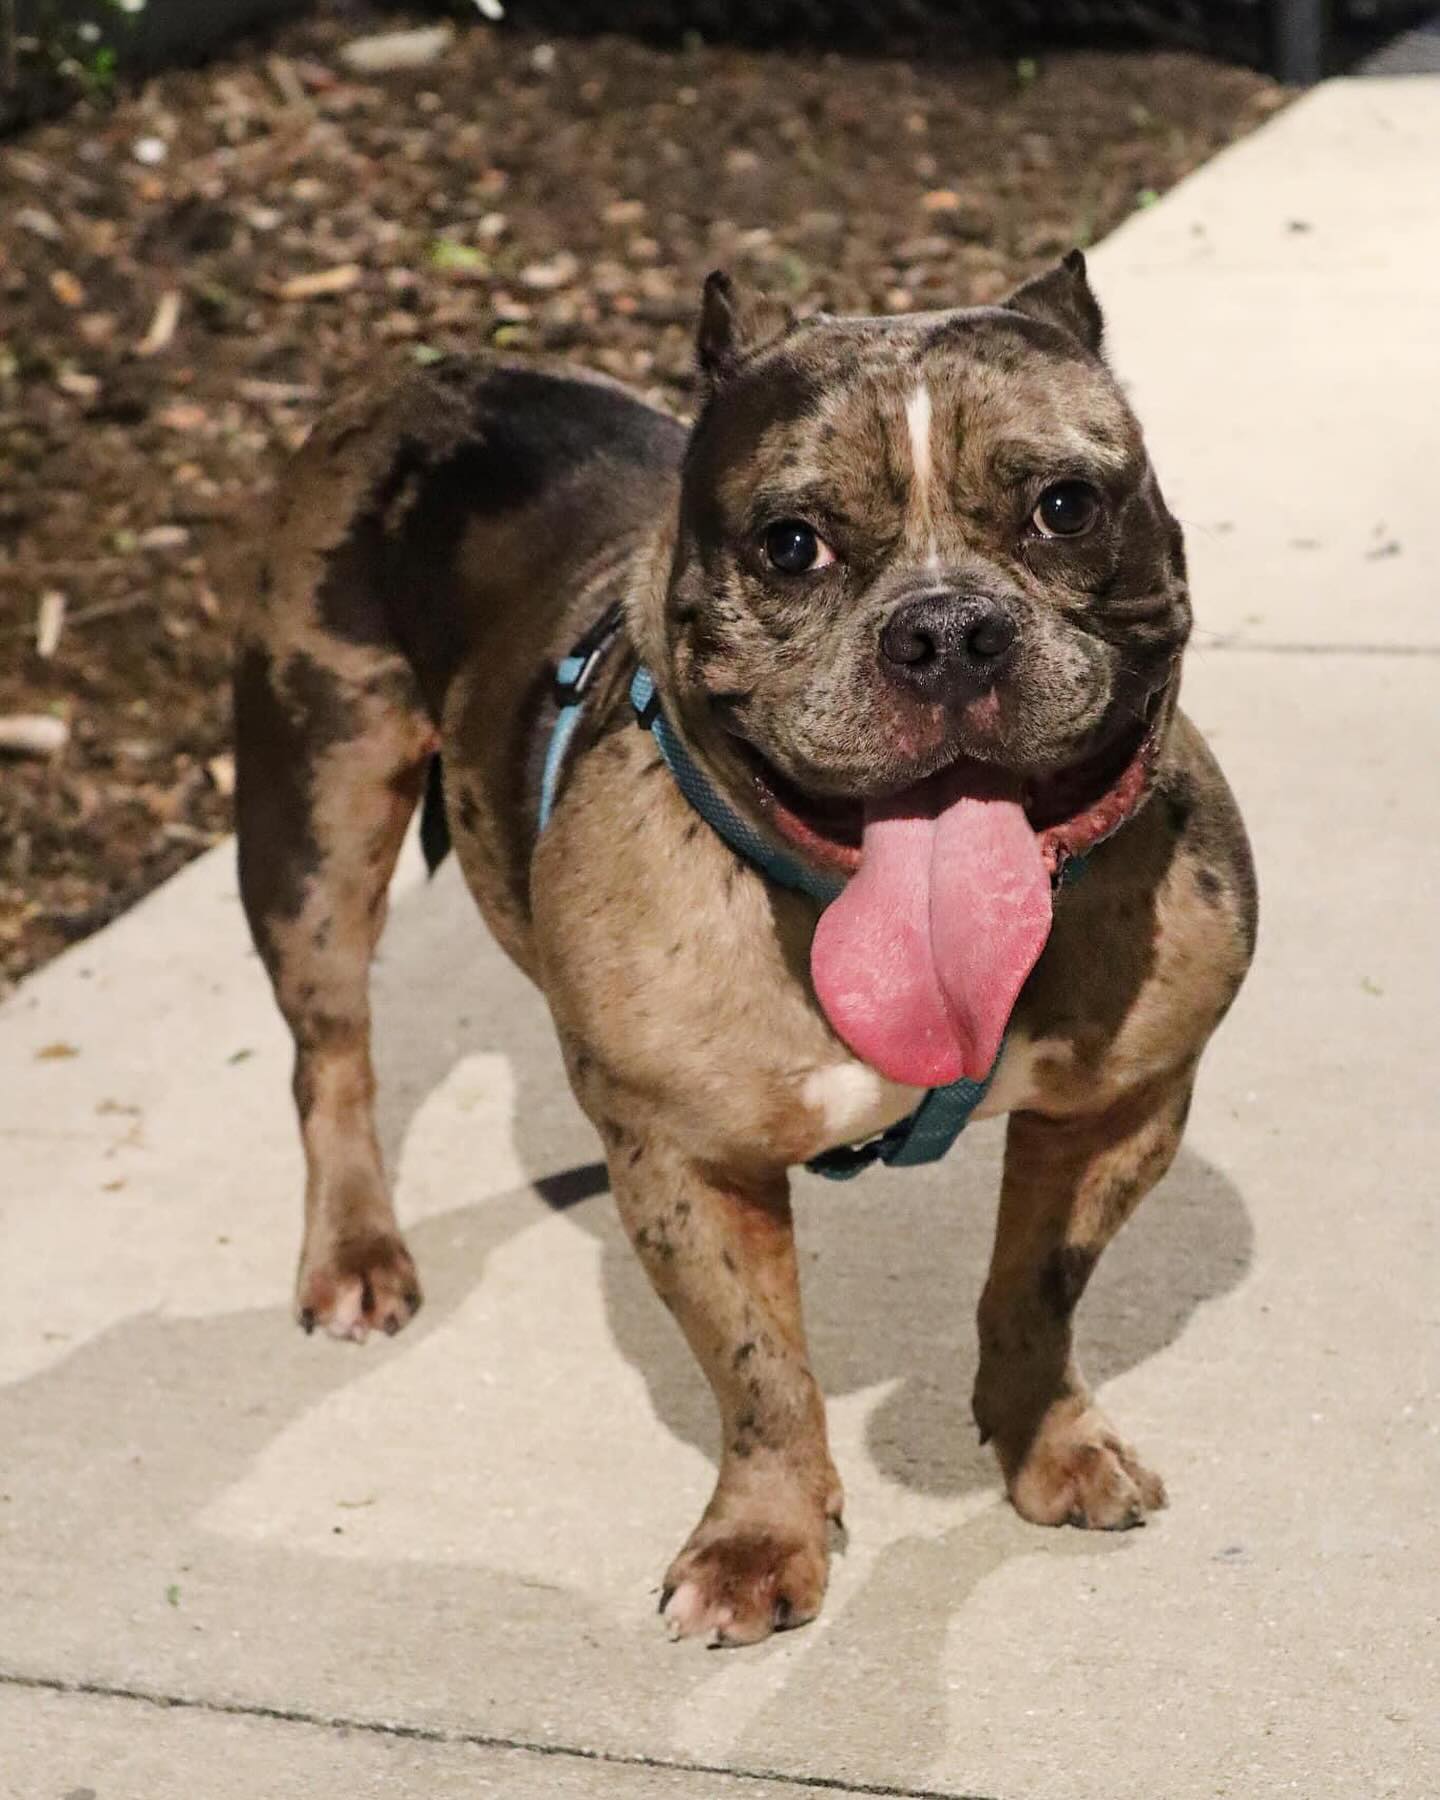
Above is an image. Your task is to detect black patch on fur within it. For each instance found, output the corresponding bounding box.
[420,754,450,874]
[234,644,357,946]
[1040,1245,1097,1320]
[1164,773,1194,837]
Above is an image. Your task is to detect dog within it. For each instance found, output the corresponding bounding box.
[234,252,1256,1646]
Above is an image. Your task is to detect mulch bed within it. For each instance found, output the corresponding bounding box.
[0,3,1284,993]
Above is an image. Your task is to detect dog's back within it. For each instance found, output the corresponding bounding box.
[242,356,682,719]
[235,357,684,965]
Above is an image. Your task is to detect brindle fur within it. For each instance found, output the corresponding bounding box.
[234,257,1256,1645]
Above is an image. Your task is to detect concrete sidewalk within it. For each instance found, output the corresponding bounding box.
[3,76,1438,1800]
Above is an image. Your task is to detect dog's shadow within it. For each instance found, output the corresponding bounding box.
[0,856,1254,1789]
[372,858,1253,1506]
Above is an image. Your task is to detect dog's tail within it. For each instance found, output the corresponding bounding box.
[419,753,451,875]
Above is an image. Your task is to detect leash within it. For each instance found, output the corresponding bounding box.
[538,610,1074,1180]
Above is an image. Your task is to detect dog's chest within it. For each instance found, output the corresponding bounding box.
[799,1033,1065,1159]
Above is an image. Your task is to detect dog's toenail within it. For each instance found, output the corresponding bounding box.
[774,1597,793,1629]
[384,1316,400,1337]
[658,1585,674,1615]
[299,1309,315,1335]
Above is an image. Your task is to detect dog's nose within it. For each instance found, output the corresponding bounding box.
[879,593,1017,690]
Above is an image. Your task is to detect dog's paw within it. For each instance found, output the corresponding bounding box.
[296,1231,422,1343]
[659,1520,828,1647]
[1005,1401,1167,1531]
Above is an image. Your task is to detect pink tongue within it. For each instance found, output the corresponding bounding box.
[810,768,1052,1087]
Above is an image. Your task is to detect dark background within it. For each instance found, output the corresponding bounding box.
[2,0,1430,132]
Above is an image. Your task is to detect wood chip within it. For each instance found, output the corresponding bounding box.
[136,525,191,551]
[49,270,86,308]
[339,24,455,74]
[267,54,310,109]
[278,264,363,301]
[36,591,66,659]
[206,753,236,797]
[0,714,70,757]
[156,402,211,432]
[237,378,319,405]
[15,206,62,242]
[519,250,580,291]
[136,289,183,357]
[55,368,99,401]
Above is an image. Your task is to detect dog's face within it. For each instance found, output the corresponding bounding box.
[665,255,1189,871]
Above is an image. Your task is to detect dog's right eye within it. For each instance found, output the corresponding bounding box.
[763,520,835,576]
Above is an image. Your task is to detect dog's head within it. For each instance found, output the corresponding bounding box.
[663,253,1188,880]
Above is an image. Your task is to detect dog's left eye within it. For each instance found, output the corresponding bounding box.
[763,520,835,575]
[1032,481,1101,539]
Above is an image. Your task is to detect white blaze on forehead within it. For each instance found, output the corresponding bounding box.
[905,382,934,503]
[904,381,940,566]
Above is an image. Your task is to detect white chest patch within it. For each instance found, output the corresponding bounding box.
[800,1034,1073,1158]
[800,1062,923,1152]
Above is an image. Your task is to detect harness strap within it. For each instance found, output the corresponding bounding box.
[630,668,842,905]
[538,601,625,831]
[538,617,1078,1180]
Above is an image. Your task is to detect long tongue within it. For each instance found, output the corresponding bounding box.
[810,766,1052,1087]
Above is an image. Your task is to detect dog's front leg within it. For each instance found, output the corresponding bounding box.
[974,1070,1196,1529]
[606,1128,842,1645]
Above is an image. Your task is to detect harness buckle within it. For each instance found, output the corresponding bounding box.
[552,641,608,705]
[551,600,625,707]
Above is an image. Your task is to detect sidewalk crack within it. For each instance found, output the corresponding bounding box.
[0,1666,999,1800]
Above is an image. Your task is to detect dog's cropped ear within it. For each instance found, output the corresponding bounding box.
[697,270,795,386]
[1003,250,1104,355]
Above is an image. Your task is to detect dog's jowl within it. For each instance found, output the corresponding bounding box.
[234,253,1256,1646]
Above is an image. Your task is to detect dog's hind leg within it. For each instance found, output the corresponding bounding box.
[234,623,437,1342]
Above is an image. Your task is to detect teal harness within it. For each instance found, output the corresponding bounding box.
[539,605,1065,1181]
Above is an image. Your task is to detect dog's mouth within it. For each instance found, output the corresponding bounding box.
[728,681,1171,1093]
[734,685,1167,881]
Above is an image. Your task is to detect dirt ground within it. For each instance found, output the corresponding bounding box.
[0,3,1284,992]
